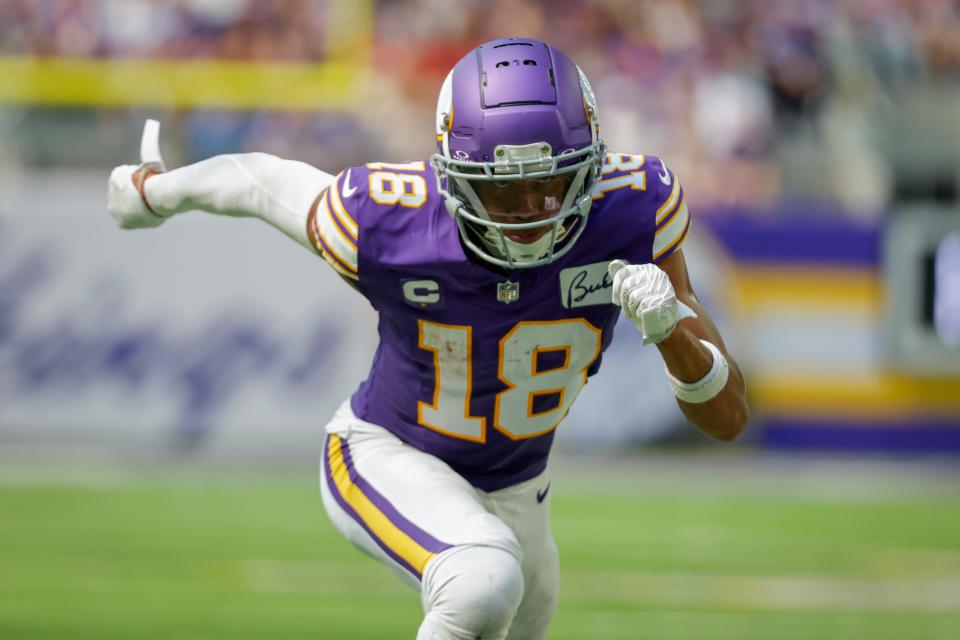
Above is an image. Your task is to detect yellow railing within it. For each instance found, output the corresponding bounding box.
[0,57,364,111]
[0,0,373,111]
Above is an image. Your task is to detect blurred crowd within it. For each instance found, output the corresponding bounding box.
[0,0,328,60]
[2,0,958,214]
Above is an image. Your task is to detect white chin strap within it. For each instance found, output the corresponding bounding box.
[481,228,555,262]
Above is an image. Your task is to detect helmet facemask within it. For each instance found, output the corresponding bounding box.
[432,143,602,269]
[433,140,604,269]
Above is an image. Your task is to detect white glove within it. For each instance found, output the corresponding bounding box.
[107,119,168,230]
[107,164,167,229]
[608,259,698,344]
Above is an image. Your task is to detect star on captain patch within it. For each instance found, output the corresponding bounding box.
[496,280,520,304]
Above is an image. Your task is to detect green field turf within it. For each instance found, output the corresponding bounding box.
[1,458,958,639]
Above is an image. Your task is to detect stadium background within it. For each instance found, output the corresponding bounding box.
[1,1,958,638]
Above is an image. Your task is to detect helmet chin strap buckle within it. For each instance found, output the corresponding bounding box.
[576,192,592,215]
[444,195,462,218]
[493,142,552,173]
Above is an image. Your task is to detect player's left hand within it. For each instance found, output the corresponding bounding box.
[608,259,698,344]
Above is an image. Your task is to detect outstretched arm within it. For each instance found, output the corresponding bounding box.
[107,121,334,251]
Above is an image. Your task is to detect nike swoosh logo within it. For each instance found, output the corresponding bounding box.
[658,163,671,186]
[341,169,358,198]
[536,483,550,503]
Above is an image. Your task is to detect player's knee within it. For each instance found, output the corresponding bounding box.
[510,540,560,639]
[531,542,560,610]
[421,545,524,639]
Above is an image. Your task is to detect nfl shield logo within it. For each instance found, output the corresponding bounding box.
[497,280,520,304]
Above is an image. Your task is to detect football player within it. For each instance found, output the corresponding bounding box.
[108,38,748,640]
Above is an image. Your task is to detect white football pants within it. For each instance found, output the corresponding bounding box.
[319,401,559,640]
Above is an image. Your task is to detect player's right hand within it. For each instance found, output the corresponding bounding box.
[107,119,169,230]
[107,164,167,229]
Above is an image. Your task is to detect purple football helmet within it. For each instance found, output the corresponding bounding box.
[431,38,604,269]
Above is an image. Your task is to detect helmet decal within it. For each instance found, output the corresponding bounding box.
[435,70,454,158]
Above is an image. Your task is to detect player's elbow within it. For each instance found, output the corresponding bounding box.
[712,404,749,442]
[713,424,745,442]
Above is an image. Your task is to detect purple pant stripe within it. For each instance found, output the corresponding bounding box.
[323,435,421,578]
[338,437,452,555]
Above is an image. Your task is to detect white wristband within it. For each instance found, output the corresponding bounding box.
[665,339,729,404]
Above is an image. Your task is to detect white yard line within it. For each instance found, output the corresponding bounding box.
[560,568,960,613]
[243,559,960,612]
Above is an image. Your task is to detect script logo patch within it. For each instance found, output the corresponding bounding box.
[559,261,614,308]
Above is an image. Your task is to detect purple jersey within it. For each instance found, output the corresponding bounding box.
[307,153,690,490]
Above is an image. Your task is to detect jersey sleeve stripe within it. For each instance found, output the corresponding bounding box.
[655,175,682,224]
[314,191,359,276]
[653,206,691,262]
[324,434,451,579]
[314,226,359,281]
[655,185,685,231]
[313,215,357,278]
[328,172,359,240]
[308,190,354,280]
[322,190,358,253]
